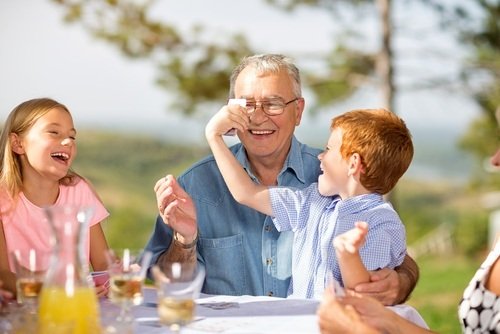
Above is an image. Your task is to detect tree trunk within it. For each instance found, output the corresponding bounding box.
[376,0,394,111]
[376,0,398,207]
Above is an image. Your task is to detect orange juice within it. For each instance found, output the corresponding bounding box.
[38,286,101,334]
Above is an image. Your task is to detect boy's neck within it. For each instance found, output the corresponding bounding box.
[339,184,371,200]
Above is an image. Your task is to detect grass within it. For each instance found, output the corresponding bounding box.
[407,254,479,333]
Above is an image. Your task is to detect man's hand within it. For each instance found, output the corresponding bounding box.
[353,254,419,305]
[154,174,197,244]
[353,268,400,306]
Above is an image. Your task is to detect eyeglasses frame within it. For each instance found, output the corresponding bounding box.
[245,97,301,116]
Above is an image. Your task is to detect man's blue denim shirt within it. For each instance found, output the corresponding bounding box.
[145,136,321,297]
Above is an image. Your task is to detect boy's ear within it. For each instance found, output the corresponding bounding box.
[348,153,364,176]
[10,133,24,154]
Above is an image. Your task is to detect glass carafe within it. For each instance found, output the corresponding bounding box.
[38,205,101,334]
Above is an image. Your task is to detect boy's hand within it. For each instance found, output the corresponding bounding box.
[334,221,368,254]
[205,101,249,141]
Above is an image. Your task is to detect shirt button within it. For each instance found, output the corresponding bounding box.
[265,225,272,232]
[267,291,274,297]
[266,258,273,265]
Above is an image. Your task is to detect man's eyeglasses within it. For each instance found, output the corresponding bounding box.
[245,97,300,116]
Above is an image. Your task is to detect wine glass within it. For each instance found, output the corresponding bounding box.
[11,249,50,311]
[105,248,152,329]
[153,262,205,333]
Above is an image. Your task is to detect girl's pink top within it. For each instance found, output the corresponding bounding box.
[1,179,109,272]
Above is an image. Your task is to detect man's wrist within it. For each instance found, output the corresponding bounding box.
[394,254,419,304]
[395,266,417,304]
[173,230,198,249]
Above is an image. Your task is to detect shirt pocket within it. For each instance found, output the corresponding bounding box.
[198,233,247,295]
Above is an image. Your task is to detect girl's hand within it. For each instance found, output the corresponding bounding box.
[95,283,109,298]
[0,281,13,310]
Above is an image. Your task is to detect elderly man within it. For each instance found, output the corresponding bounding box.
[145,54,418,303]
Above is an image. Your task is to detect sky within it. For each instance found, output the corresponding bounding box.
[0,0,482,179]
[0,0,345,142]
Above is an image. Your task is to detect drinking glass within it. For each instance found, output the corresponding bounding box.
[11,248,50,309]
[153,262,205,333]
[105,249,152,327]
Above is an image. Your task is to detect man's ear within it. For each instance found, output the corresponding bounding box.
[10,133,24,154]
[294,98,305,126]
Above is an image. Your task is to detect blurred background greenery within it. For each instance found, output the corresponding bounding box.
[71,129,498,333]
[1,0,499,333]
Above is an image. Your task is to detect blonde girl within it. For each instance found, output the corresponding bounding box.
[0,98,109,296]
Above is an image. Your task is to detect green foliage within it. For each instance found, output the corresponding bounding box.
[72,129,209,249]
[459,113,500,190]
[305,45,375,113]
[103,206,156,250]
[397,178,491,256]
[459,108,498,160]
[408,254,478,333]
[454,211,489,256]
[51,0,254,115]
[396,178,493,332]
[453,1,500,189]
[50,0,377,116]
[397,180,460,243]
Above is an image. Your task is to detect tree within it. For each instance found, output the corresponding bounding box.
[52,0,254,115]
[445,0,500,188]
[51,0,372,116]
[51,0,456,209]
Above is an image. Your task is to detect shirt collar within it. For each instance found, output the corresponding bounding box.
[336,193,385,214]
[234,136,307,184]
[282,136,306,184]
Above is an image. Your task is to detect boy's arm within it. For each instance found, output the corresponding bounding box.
[334,221,370,289]
[205,104,273,216]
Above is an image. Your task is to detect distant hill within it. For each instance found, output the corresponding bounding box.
[73,130,209,249]
[71,126,484,250]
[293,121,474,183]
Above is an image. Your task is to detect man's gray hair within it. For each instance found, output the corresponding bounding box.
[229,54,302,99]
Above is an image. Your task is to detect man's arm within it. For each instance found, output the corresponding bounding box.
[394,253,419,303]
[156,231,198,269]
[153,175,199,270]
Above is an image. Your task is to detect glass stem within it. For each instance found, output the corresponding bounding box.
[170,323,181,333]
[118,302,133,323]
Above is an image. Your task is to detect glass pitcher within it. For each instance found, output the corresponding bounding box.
[37,205,101,334]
